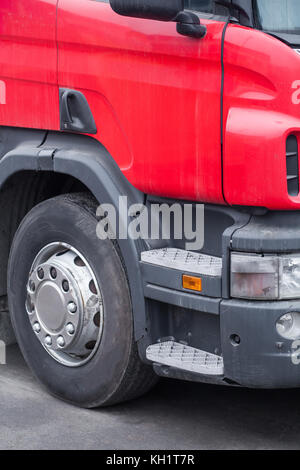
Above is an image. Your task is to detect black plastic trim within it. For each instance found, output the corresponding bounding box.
[110,0,184,21]
[141,261,222,298]
[221,298,300,388]
[231,211,300,253]
[144,283,220,314]
[59,88,97,135]
[286,135,299,197]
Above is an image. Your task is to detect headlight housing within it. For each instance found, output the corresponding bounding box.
[231,252,300,300]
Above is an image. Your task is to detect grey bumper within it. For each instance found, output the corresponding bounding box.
[221,299,300,388]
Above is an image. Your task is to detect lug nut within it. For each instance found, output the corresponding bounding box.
[37,267,44,279]
[33,322,40,333]
[66,323,75,335]
[57,336,65,348]
[26,296,34,314]
[62,280,69,292]
[50,267,57,279]
[68,302,77,314]
[29,280,35,292]
[45,335,52,346]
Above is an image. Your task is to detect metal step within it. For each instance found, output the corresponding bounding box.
[146,341,224,376]
[141,248,222,277]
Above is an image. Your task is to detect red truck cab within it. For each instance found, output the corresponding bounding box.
[1,0,300,407]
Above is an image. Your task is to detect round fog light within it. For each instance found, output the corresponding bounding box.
[276,312,300,340]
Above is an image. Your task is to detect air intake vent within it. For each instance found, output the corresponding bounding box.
[286,135,299,196]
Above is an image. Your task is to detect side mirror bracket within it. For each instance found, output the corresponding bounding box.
[175,11,207,39]
[109,0,207,39]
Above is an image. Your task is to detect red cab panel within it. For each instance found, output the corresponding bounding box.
[57,0,225,204]
[0,0,59,130]
[223,24,300,210]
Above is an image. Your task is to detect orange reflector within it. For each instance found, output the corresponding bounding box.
[182,275,202,292]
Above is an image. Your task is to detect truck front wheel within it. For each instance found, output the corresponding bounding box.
[8,193,156,407]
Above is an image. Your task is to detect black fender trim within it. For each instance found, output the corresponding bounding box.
[0,130,148,342]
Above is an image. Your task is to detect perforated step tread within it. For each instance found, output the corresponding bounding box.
[141,248,222,277]
[146,341,224,376]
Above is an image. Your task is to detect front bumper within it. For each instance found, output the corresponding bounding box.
[221,299,300,388]
[142,206,300,388]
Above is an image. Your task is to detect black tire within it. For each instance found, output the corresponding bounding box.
[8,193,157,408]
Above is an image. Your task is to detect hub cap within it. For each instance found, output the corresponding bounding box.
[26,242,104,367]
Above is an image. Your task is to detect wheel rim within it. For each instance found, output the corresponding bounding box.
[26,242,104,367]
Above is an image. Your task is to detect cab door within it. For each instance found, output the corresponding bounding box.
[0,0,59,130]
[57,0,225,203]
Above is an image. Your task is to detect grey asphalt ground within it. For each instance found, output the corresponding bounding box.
[1,345,300,450]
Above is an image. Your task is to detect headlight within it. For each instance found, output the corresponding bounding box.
[231,252,300,300]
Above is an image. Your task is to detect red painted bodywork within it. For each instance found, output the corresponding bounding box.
[223,24,300,209]
[57,0,225,203]
[0,0,59,130]
[1,1,300,210]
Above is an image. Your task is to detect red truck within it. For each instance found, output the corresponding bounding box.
[1,0,300,408]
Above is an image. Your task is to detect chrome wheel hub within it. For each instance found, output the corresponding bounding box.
[26,242,103,367]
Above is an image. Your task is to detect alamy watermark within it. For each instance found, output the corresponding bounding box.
[292,80,300,104]
[0,80,6,105]
[0,340,6,365]
[96,196,204,251]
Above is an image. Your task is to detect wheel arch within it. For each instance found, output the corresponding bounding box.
[0,128,148,343]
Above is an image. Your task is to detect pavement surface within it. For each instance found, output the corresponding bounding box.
[1,345,300,450]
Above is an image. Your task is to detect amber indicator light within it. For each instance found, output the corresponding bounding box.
[182,275,202,292]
